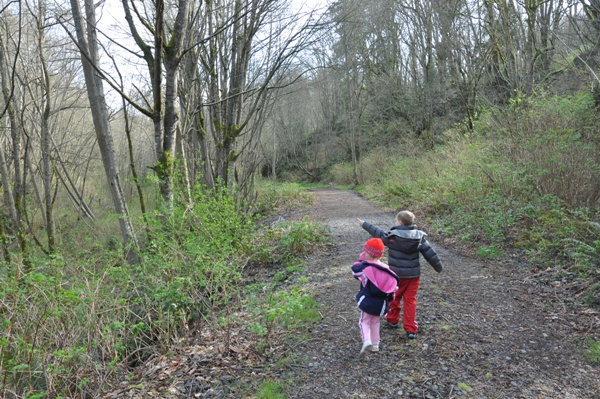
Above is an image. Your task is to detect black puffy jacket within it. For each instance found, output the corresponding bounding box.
[362,222,443,278]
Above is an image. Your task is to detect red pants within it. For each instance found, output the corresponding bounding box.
[385,277,420,333]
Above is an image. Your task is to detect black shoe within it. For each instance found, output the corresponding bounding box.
[406,332,416,340]
[385,320,399,328]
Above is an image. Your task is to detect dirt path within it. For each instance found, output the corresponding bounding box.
[107,188,599,399]
[285,188,599,399]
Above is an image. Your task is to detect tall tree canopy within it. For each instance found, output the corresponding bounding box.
[0,0,597,255]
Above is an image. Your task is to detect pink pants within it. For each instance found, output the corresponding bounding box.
[385,277,420,333]
[359,311,380,345]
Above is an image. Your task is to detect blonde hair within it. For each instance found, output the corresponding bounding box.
[396,210,415,226]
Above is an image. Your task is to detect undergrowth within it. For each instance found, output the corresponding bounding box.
[0,183,331,398]
[253,180,316,216]
[353,91,599,306]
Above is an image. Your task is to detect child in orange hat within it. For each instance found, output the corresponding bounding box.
[352,238,399,356]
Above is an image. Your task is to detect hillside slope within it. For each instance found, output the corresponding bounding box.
[106,187,599,398]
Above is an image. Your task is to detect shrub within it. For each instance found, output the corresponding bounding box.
[247,216,332,267]
[0,184,253,397]
[351,90,599,303]
[246,283,320,355]
[0,256,126,398]
[254,180,316,216]
[491,92,599,209]
[329,162,356,186]
[1,180,335,397]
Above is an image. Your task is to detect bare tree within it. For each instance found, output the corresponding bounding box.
[0,44,18,226]
[67,0,138,262]
[0,16,30,264]
[188,0,326,194]
[25,0,56,252]
[116,0,190,214]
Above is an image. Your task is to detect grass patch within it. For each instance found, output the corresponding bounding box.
[477,246,504,259]
[246,283,321,356]
[583,338,600,364]
[247,215,332,268]
[255,380,287,399]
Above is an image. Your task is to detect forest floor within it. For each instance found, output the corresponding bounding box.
[106,188,600,399]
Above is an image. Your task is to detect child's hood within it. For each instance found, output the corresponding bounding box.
[360,261,398,293]
[386,226,426,252]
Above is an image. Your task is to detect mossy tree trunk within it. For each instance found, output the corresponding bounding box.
[120,0,190,215]
[0,33,29,268]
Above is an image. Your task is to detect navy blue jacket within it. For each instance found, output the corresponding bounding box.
[362,222,443,278]
[351,260,399,316]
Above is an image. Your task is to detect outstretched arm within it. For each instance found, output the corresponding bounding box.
[361,220,387,239]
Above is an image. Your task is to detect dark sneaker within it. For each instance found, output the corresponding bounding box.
[385,320,399,328]
[406,332,416,340]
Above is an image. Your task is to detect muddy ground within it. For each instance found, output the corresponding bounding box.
[108,188,600,399]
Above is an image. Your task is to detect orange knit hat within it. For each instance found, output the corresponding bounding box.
[363,238,384,258]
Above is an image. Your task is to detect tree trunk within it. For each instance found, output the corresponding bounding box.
[0,34,29,266]
[0,136,17,225]
[157,0,189,213]
[69,0,139,263]
[36,3,56,253]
